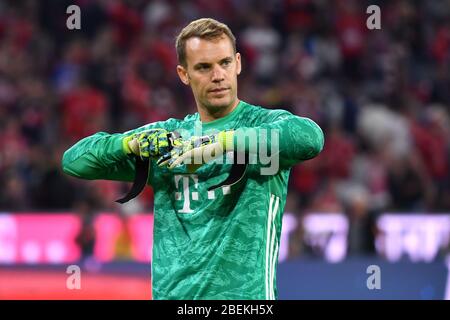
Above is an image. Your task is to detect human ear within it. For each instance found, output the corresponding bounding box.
[235,53,241,76]
[177,65,190,85]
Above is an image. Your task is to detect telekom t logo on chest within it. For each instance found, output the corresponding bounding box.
[174,175,230,213]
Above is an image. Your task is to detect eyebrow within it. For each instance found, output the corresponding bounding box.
[193,56,233,69]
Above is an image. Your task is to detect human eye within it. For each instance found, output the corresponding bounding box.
[196,64,210,71]
[221,59,232,67]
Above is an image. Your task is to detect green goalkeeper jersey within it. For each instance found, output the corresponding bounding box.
[62,100,324,300]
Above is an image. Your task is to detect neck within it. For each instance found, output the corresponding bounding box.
[198,99,240,123]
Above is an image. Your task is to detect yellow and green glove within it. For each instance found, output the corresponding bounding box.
[157,130,234,171]
[122,129,175,159]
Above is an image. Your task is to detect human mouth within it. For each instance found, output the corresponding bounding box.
[208,88,229,93]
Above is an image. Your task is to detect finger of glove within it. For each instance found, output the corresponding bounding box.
[140,138,157,158]
[137,131,154,142]
[167,153,189,169]
[139,140,151,158]
[167,143,223,169]
[155,134,171,155]
[157,140,187,167]
[167,148,201,169]
[156,152,173,167]
[140,134,168,158]
[135,132,154,157]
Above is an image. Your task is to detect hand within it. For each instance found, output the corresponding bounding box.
[156,130,234,170]
[123,129,175,159]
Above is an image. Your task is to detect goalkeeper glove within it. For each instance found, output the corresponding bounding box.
[122,129,175,159]
[156,130,234,170]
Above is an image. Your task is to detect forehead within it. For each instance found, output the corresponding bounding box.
[184,35,234,66]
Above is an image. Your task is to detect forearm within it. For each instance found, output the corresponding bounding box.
[233,115,324,168]
[62,132,135,182]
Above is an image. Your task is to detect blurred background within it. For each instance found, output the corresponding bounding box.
[0,0,450,299]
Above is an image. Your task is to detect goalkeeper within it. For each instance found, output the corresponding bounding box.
[62,18,324,300]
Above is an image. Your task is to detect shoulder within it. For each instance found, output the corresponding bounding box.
[183,112,198,123]
[123,116,191,135]
[241,101,294,123]
[151,112,199,130]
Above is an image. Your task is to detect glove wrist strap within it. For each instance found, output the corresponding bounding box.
[122,135,133,155]
[217,130,234,151]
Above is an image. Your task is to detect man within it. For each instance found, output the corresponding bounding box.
[62,18,324,299]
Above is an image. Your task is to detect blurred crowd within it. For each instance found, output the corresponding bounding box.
[0,0,449,257]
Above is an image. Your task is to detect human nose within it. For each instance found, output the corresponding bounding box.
[211,65,225,82]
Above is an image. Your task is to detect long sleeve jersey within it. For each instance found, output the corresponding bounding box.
[62,100,324,299]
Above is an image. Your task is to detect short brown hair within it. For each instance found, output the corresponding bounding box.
[175,18,236,67]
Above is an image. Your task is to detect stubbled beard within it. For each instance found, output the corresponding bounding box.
[203,97,231,113]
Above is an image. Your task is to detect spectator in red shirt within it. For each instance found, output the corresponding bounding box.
[62,78,108,142]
